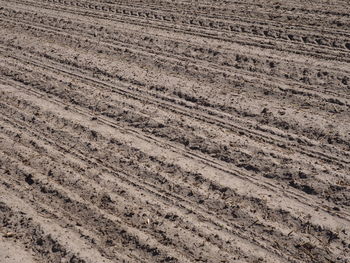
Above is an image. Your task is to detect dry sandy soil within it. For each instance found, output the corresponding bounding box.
[0,0,350,262]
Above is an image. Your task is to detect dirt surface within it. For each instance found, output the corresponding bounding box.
[0,0,349,262]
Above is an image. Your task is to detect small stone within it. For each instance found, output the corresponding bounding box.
[4,232,15,238]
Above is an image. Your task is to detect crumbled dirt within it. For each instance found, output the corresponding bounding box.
[0,0,349,262]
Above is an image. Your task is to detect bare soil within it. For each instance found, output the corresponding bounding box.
[0,0,349,262]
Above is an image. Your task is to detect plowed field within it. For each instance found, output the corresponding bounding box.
[0,0,349,262]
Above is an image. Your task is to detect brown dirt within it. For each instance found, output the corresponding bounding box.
[0,0,349,262]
